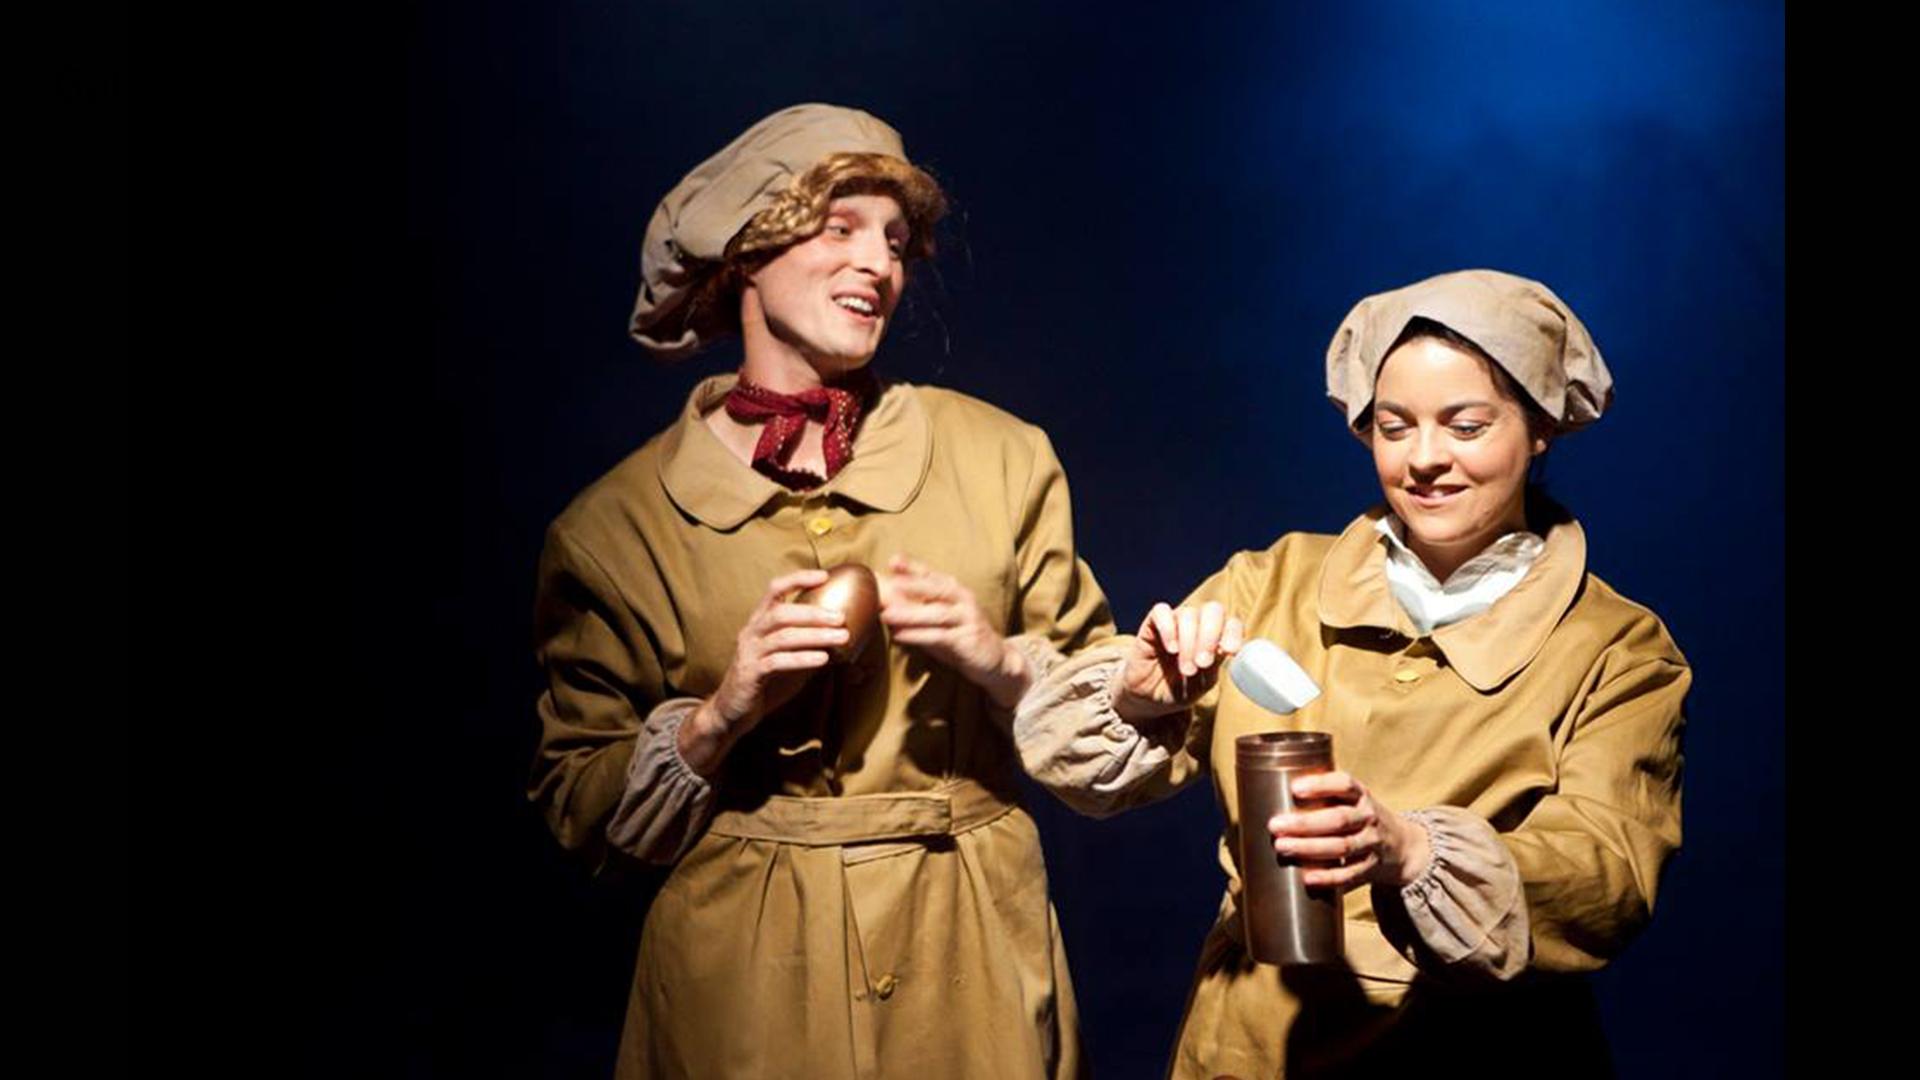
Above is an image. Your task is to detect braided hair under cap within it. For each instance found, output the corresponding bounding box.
[630,104,947,359]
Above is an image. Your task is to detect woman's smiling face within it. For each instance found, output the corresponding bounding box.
[744,193,910,378]
[1368,334,1548,579]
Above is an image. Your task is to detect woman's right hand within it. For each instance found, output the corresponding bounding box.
[1114,601,1243,723]
[680,569,847,776]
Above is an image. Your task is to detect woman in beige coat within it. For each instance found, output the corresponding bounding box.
[529,104,1112,1078]
[1018,270,1688,1077]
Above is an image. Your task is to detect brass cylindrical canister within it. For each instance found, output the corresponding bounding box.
[1235,731,1342,966]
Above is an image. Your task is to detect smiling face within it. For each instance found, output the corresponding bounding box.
[739,193,910,384]
[1367,334,1549,581]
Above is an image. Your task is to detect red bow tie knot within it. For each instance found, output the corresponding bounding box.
[723,373,876,489]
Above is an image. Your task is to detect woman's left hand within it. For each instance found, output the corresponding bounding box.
[1268,771,1433,890]
[879,554,1030,708]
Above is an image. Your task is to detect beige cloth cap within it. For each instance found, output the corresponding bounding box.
[1324,269,1614,434]
[630,103,910,358]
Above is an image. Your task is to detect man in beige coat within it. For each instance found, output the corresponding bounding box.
[530,104,1113,1078]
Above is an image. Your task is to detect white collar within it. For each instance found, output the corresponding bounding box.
[1373,515,1545,636]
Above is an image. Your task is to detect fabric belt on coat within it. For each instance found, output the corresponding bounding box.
[707,777,1017,848]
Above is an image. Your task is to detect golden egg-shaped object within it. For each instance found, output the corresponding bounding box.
[796,563,881,663]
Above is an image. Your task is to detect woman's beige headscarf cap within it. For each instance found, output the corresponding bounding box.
[1324,269,1614,435]
[629,103,910,358]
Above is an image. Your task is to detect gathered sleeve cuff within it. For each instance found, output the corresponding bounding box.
[1375,806,1531,982]
[1011,638,1201,819]
[604,697,718,865]
[1005,631,1067,688]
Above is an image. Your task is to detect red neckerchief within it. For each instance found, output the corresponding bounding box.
[722,370,877,490]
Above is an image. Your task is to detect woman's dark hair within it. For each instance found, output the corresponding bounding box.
[1387,317,1560,443]
[1368,316,1562,494]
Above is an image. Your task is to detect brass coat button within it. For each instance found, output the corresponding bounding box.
[873,973,898,1000]
[1393,668,1421,684]
[807,516,834,537]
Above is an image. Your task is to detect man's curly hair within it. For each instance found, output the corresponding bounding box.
[672,152,949,350]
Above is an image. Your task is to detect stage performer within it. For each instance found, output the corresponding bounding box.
[529,103,1112,1079]
[1017,269,1688,1077]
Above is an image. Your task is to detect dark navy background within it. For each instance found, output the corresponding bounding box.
[356,2,1783,1075]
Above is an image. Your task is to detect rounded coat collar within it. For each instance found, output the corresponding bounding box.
[656,373,933,530]
[1316,499,1588,692]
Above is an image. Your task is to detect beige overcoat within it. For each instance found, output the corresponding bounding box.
[1021,503,1688,1078]
[530,374,1113,1078]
